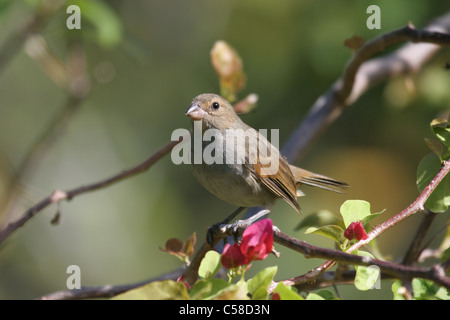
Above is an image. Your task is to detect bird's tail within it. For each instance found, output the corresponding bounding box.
[289,165,349,194]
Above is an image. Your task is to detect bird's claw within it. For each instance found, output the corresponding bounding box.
[207,219,254,246]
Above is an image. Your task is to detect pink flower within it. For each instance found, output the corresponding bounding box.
[344,221,368,241]
[240,219,274,261]
[221,243,248,269]
[221,219,274,269]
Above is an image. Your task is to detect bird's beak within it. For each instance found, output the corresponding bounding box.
[186,104,208,120]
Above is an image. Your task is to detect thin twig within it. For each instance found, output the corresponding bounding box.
[282,13,450,162]
[347,160,450,253]
[272,229,450,291]
[37,267,185,300]
[402,209,438,266]
[275,160,450,290]
[184,20,450,290]
[0,136,185,245]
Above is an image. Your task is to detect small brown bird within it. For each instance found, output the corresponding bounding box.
[185,93,347,215]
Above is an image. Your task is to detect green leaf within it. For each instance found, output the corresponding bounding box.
[354,251,380,291]
[212,280,249,300]
[247,266,277,300]
[296,210,343,230]
[68,0,123,48]
[112,280,189,300]
[306,290,339,300]
[424,138,444,161]
[305,225,345,245]
[189,278,230,300]
[340,200,382,228]
[431,118,450,148]
[305,292,325,300]
[391,280,406,300]
[412,278,450,300]
[417,153,450,212]
[442,245,450,263]
[272,282,303,300]
[198,250,221,279]
[314,289,340,300]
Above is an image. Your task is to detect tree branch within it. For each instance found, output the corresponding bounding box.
[5,11,450,299]
[347,160,450,254]
[184,18,450,290]
[282,12,450,162]
[272,229,450,291]
[272,160,450,290]
[0,136,185,245]
[37,268,185,300]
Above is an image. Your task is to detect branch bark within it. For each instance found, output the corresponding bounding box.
[274,160,450,290]
[282,12,450,162]
[3,11,450,299]
[0,136,185,245]
[184,18,450,289]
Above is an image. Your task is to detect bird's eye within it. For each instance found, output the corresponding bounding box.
[212,102,220,110]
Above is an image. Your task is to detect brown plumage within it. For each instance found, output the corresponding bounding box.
[186,93,347,214]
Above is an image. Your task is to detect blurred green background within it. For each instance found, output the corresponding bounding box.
[0,0,449,299]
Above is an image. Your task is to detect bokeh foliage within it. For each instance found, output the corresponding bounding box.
[0,0,449,299]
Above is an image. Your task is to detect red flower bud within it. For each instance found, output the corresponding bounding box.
[221,243,247,269]
[344,221,368,241]
[271,292,281,300]
[240,219,274,261]
[176,274,190,290]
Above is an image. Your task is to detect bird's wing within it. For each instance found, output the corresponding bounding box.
[244,134,301,214]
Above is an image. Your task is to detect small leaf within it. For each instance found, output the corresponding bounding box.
[189,278,229,300]
[412,278,450,300]
[305,225,345,244]
[432,127,450,148]
[430,118,448,128]
[272,282,303,300]
[340,200,381,228]
[198,250,222,279]
[314,290,340,300]
[247,266,277,300]
[354,251,380,291]
[112,280,189,300]
[424,138,444,161]
[305,292,325,300]
[296,210,343,230]
[306,290,339,300]
[182,233,196,256]
[160,238,183,254]
[430,118,450,149]
[68,0,123,48]
[212,280,249,300]
[417,153,450,212]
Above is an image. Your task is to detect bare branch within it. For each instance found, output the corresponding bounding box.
[184,18,450,291]
[347,160,450,254]
[0,136,185,245]
[282,12,450,162]
[272,229,450,291]
[38,268,185,300]
[273,160,450,290]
